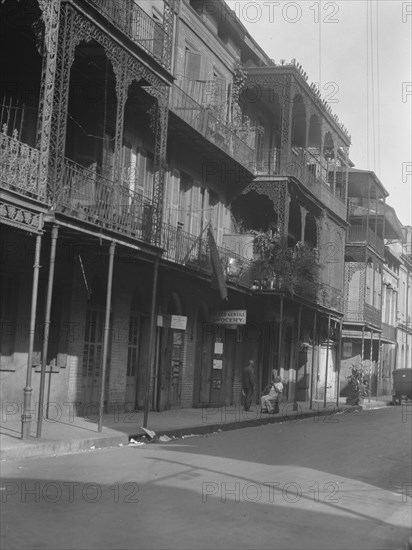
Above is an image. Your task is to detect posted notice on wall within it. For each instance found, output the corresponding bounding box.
[213,359,223,370]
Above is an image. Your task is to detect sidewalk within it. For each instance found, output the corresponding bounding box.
[0,397,392,461]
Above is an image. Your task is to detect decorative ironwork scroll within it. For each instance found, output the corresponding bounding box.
[49,3,168,196]
[0,202,42,233]
[147,87,170,244]
[241,179,290,239]
[162,0,180,72]
[35,0,61,200]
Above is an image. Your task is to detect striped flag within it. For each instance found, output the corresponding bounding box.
[207,226,228,301]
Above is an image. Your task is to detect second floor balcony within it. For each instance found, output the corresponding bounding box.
[86,0,168,68]
[381,322,396,342]
[54,158,155,243]
[346,225,385,256]
[159,223,254,288]
[170,85,256,173]
[0,126,43,202]
[344,300,382,328]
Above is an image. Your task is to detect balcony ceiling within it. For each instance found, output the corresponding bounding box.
[168,111,255,192]
[348,169,388,198]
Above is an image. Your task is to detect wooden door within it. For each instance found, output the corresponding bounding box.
[126,313,141,410]
[198,329,214,405]
[82,307,105,407]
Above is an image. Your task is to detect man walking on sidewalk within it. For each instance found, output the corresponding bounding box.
[242,360,255,411]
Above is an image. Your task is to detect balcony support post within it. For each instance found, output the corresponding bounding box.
[36,0,61,198]
[369,328,373,402]
[150,90,170,245]
[163,0,179,72]
[293,304,302,404]
[37,225,59,438]
[309,309,317,409]
[97,242,116,433]
[336,318,343,407]
[376,333,382,401]
[323,314,331,408]
[278,295,284,376]
[143,256,160,428]
[361,325,365,368]
[280,75,293,169]
[21,215,44,440]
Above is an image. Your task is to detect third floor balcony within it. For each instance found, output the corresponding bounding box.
[255,146,347,220]
[170,84,256,174]
[346,225,385,256]
[85,0,168,69]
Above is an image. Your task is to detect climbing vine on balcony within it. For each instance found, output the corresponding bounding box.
[251,231,322,300]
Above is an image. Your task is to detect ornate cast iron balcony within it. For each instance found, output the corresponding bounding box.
[170,85,256,172]
[344,300,382,328]
[0,127,42,201]
[55,158,155,242]
[87,0,167,67]
[255,146,347,220]
[346,225,384,256]
[160,223,254,287]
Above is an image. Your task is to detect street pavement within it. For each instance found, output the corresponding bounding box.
[1,406,411,550]
[0,398,390,460]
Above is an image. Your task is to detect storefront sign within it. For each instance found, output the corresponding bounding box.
[210,310,247,325]
[157,315,187,330]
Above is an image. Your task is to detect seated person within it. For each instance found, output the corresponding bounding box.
[273,376,284,396]
[261,376,284,413]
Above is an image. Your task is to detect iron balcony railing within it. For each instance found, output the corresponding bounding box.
[55,158,155,242]
[255,147,347,220]
[170,85,256,172]
[344,300,382,328]
[160,223,254,287]
[0,127,42,200]
[87,0,167,68]
[381,322,396,341]
[346,225,385,255]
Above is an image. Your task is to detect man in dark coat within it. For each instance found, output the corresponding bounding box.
[242,360,255,411]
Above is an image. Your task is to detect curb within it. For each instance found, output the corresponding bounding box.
[131,404,364,442]
[0,433,129,461]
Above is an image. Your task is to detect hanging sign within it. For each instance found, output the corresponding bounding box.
[210,310,247,325]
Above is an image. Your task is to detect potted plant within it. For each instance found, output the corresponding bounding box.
[345,364,370,405]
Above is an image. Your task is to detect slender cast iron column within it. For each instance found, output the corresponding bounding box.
[21,220,43,440]
[37,225,59,437]
[98,242,116,433]
[143,256,160,428]
[309,310,317,409]
[324,314,331,408]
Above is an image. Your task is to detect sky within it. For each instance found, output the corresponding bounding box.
[225,0,412,227]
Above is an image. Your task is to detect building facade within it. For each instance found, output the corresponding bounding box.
[2,0,410,435]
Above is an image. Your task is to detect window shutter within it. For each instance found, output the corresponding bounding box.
[145,155,154,199]
[169,169,180,227]
[135,150,146,196]
[185,51,201,80]
[191,185,201,236]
